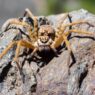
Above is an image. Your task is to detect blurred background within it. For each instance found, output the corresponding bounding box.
[0,0,95,26]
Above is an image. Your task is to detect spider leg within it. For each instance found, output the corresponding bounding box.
[51,35,64,48]
[51,33,72,65]
[2,19,25,32]
[57,13,69,32]
[1,17,31,33]
[51,34,72,55]
[62,13,69,21]
[51,12,70,49]
[24,9,39,42]
[65,29,94,36]
[51,33,72,52]
[24,8,38,32]
[13,40,37,70]
[0,40,22,72]
[59,13,69,26]
[13,39,38,60]
[0,41,17,59]
[0,40,37,70]
[57,14,87,35]
[62,34,72,53]
[8,19,29,27]
[14,39,37,59]
[63,20,88,28]
[51,13,70,52]
[24,8,34,17]
[13,41,21,70]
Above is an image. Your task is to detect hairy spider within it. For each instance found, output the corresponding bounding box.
[0,8,94,71]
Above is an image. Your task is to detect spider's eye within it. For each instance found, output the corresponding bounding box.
[39,32,44,36]
[39,18,43,22]
[41,33,44,36]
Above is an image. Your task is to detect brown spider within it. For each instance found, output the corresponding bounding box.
[0,8,94,71]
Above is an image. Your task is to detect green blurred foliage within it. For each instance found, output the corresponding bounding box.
[80,0,95,13]
[46,0,66,15]
[46,0,95,14]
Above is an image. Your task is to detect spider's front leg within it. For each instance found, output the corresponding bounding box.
[15,40,38,58]
[13,40,38,69]
[0,40,38,71]
[24,8,34,18]
[51,33,72,54]
[50,13,70,49]
[24,8,38,33]
[50,33,72,66]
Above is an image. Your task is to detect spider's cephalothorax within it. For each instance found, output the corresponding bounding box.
[36,25,55,52]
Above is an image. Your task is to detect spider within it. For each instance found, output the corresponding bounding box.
[0,8,94,71]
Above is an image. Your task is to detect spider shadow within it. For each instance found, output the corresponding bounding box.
[70,35,95,40]
[68,35,95,67]
[0,62,12,83]
[25,46,66,69]
[28,51,57,68]
[62,41,76,66]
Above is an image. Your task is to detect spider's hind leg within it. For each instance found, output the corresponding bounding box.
[65,29,94,36]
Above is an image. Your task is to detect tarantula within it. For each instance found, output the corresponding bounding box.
[0,8,94,70]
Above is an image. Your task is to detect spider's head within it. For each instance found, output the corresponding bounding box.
[38,25,55,50]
